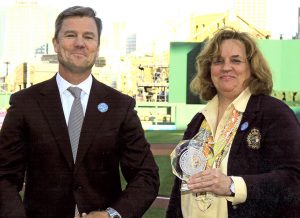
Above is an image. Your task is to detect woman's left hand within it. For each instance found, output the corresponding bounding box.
[187,168,232,196]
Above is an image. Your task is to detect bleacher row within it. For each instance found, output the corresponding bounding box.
[272,90,300,105]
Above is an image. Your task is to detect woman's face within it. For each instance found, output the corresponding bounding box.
[210,39,251,101]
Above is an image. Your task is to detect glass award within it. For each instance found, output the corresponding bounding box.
[170,136,214,191]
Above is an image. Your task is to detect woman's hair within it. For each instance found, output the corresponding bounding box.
[190,27,273,101]
[54,6,102,46]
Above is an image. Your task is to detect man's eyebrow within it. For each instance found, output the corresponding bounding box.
[63,30,76,35]
[84,31,96,36]
[62,30,96,37]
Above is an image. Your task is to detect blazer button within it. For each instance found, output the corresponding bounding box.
[233,205,238,210]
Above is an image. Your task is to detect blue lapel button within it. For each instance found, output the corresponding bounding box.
[97,103,108,113]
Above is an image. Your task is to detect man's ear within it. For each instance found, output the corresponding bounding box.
[96,45,100,57]
[52,37,59,53]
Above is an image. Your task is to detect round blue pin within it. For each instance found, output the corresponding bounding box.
[241,122,249,131]
[97,103,108,113]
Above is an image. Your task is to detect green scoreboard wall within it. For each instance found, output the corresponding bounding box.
[257,40,300,91]
[169,42,200,104]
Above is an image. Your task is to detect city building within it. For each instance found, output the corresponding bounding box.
[235,0,268,32]
[0,0,58,63]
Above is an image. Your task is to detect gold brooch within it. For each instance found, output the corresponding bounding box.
[247,128,261,149]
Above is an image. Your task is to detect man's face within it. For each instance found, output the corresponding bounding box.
[53,16,99,75]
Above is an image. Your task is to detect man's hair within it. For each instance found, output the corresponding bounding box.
[54,6,102,45]
[190,27,273,101]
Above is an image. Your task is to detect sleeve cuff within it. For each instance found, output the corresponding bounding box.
[226,176,247,205]
[106,207,122,218]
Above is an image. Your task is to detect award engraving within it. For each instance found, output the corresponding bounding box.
[179,146,206,176]
[171,137,214,191]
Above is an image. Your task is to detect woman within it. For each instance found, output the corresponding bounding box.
[166,28,300,218]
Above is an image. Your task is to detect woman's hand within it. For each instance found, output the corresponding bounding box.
[187,168,232,196]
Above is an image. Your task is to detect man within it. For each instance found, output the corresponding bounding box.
[0,6,159,218]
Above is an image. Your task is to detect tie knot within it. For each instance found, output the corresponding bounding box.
[68,87,82,99]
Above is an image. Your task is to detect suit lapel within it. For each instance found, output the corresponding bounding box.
[74,78,109,173]
[37,76,74,170]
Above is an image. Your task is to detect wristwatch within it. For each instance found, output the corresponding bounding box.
[229,176,235,196]
[106,207,122,218]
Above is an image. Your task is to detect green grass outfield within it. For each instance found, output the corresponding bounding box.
[145,130,184,144]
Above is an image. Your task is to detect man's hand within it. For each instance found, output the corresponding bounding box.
[75,211,109,218]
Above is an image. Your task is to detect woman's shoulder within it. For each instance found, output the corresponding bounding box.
[249,94,296,117]
[189,112,204,124]
[251,94,290,109]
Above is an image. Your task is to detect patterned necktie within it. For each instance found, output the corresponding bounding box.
[68,87,84,163]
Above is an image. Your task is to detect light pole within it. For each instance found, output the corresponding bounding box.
[1,61,9,92]
[4,61,9,76]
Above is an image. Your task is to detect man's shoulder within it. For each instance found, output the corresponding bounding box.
[12,77,55,98]
[94,79,133,101]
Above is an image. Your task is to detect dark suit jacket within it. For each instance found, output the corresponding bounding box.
[166,94,300,218]
[0,75,159,218]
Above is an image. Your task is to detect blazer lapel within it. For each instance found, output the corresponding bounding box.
[183,113,204,140]
[229,95,261,158]
[74,78,109,173]
[37,76,74,170]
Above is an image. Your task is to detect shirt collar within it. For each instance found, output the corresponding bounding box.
[56,73,93,96]
[231,87,251,113]
[202,87,251,115]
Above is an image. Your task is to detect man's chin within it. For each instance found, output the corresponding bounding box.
[72,67,92,74]
[64,65,93,74]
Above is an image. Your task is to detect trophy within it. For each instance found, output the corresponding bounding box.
[170,130,214,191]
